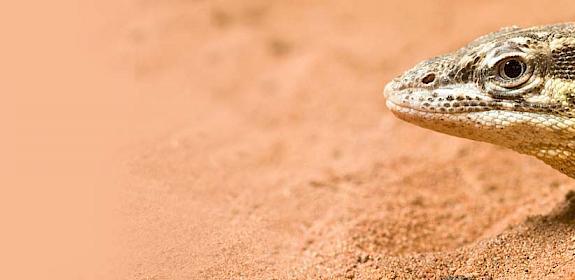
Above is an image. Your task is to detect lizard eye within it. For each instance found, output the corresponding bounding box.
[495,57,531,88]
[499,58,525,79]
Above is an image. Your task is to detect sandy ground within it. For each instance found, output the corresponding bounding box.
[4,0,575,279]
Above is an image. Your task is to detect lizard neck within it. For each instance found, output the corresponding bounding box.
[517,142,575,178]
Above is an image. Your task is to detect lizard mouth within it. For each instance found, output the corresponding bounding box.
[383,82,496,115]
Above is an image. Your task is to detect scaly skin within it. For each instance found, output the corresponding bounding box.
[384,23,575,178]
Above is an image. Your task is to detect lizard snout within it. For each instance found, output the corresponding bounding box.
[383,80,397,99]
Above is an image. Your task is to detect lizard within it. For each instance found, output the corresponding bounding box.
[383,23,575,178]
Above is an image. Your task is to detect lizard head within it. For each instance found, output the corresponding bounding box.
[384,23,575,175]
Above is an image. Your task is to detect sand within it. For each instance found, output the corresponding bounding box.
[5,0,575,279]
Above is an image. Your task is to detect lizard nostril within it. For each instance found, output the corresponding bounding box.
[421,73,436,84]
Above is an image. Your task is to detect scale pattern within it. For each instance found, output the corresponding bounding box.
[384,23,575,178]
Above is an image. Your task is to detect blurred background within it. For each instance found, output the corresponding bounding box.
[3,0,575,279]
